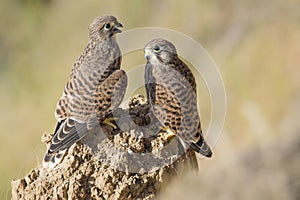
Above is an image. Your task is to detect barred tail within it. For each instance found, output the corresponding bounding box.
[43,149,67,168]
[190,134,212,158]
[42,118,87,168]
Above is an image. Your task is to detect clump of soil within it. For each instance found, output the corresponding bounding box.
[11,95,198,200]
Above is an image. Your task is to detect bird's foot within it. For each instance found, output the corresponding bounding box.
[102,117,118,129]
[160,126,176,142]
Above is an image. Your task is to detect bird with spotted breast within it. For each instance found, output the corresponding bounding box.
[43,15,127,168]
[144,38,212,157]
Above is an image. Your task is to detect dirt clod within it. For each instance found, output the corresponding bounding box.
[11,95,197,200]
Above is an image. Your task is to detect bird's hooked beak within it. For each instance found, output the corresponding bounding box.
[144,48,152,60]
[113,22,123,33]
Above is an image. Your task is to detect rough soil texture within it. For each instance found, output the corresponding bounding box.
[11,95,198,200]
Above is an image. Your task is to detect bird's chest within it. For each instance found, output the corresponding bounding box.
[152,65,166,80]
[152,64,177,84]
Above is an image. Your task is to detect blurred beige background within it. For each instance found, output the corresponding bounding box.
[1,0,299,199]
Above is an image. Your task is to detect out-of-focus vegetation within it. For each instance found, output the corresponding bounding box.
[1,0,299,199]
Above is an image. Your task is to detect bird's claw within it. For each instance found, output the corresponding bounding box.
[160,126,176,142]
[102,117,118,129]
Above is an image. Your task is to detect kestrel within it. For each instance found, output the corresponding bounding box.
[144,38,212,157]
[43,15,127,168]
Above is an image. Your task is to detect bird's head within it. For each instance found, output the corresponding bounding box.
[88,15,123,41]
[144,38,177,64]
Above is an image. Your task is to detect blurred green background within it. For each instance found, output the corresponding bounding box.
[1,0,300,199]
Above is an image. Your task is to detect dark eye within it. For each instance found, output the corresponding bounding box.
[104,23,111,30]
[153,46,160,52]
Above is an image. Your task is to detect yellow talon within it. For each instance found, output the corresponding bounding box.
[102,117,118,129]
[160,126,167,132]
[160,126,176,142]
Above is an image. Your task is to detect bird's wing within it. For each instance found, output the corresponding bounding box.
[94,69,128,121]
[43,69,127,168]
[147,62,211,156]
[44,41,123,168]
[57,38,122,121]
[145,62,156,106]
[55,41,121,122]
[175,59,197,93]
